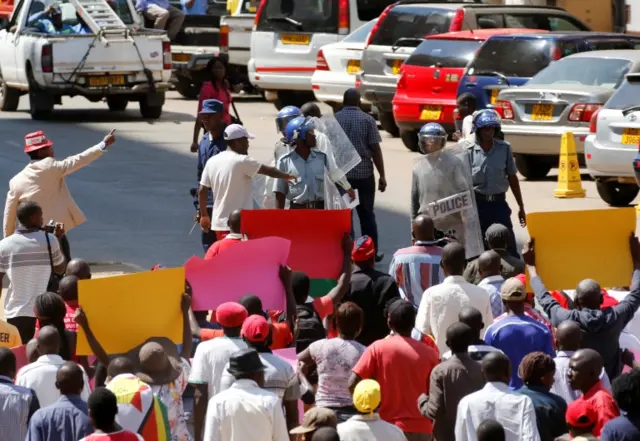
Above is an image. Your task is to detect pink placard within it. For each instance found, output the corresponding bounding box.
[185,237,291,311]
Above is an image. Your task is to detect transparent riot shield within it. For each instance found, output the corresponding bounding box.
[313,116,361,188]
[412,139,484,258]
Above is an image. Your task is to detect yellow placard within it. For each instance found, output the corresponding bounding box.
[526,208,636,291]
[76,267,185,356]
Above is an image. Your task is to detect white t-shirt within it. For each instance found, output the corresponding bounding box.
[199,150,261,231]
[0,231,64,318]
[462,115,475,142]
[188,336,248,398]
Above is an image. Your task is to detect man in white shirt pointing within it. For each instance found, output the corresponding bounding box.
[198,124,296,240]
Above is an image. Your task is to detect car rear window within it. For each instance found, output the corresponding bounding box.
[256,0,337,34]
[527,57,632,87]
[605,76,640,110]
[342,19,376,43]
[475,13,588,31]
[356,0,396,22]
[405,39,483,68]
[369,5,452,47]
[466,38,554,78]
[586,38,640,50]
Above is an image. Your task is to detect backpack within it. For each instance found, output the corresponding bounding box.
[295,303,326,353]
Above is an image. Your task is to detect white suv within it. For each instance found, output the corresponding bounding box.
[585,73,640,207]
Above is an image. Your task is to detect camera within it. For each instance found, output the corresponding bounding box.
[43,220,56,234]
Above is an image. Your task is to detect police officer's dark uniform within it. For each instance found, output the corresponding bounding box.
[468,109,523,257]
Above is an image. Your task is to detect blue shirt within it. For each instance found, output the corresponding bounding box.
[274,149,328,203]
[26,395,93,441]
[334,107,381,180]
[181,0,207,15]
[518,385,567,441]
[468,139,517,195]
[601,414,640,441]
[484,314,555,389]
[478,275,505,318]
[197,130,226,208]
[136,0,170,12]
[27,12,91,34]
[0,375,40,441]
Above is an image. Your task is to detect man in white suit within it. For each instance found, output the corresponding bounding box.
[3,129,117,261]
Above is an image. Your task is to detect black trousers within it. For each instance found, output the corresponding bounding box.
[7,316,37,342]
[201,207,217,253]
[347,176,379,250]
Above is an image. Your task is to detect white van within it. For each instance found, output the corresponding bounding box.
[249,0,395,109]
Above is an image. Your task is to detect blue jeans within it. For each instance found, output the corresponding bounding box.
[476,197,519,257]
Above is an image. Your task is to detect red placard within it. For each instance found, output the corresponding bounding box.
[241,209,351,279]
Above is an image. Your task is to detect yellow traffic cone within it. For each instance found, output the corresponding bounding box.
[554,131,586,198]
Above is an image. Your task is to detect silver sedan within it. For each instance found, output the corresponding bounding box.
[494,50,640,180]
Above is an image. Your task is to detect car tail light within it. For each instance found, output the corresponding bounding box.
[355,77,361,88]
[365,3,395,48]
[569,103,602,122]
[449,9,464,32]
[495,100,514,120]
[253,0,266,30]
[220,25,229,50]
[316,49,329,71]
[162,41,171,70]
[589,108,601,133]
[551,45,562,61]
[41,44,53,73]
[338,0,349,35]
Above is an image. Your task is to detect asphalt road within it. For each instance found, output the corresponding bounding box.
[0,92,623,269]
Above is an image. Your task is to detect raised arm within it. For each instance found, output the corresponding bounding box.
[3,188,19,237]
[279,265,297,335]
[74,307,109,367]
[611,234,640,324]
[257,164,296,181]
[180,294,193,359]
[326,233,353,305]
[52,130,116,176]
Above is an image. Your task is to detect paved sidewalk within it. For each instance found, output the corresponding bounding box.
[0,262,143,320]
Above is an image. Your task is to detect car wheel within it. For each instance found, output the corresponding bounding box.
[514,154,553,180]
[400,130,419,152]
[378,110,399,137]
[176,77,199,100]
[106,96,128,112]
[27,68,54,120]
[0,71,21,112]
[139,100,163,119]
[595,180,639,207]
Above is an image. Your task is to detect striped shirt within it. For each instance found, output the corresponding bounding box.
[389,241,444,308]
[0,375,40,441]
[0,230,64,319]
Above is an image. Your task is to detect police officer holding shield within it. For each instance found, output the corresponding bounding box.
[468,109,525,257]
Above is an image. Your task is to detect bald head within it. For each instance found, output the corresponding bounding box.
[301,102,321,118]
[227,210,241,234]
[482,352,511,384]
[56,361,85,395]
[478,250,501,277]
[343,88,361,107]
[458,307,484,334]
[575,279,602,309]
[66,259,91,280]
[556,320,582,351]
[106,356,134,382]
[58,275,79,302]
[37,325,60,356]
[569,349,604,393]
[441,242,466,276]
[412,215,435,242]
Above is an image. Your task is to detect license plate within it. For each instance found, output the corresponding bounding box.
[347,60,360,74]
[88,75,126,87]
[281,34,310,45]
[531,104,554,121]
[622,128,640,145]
[172,53,191,63]
[490,89,499,104]
[420,105,442,121]
[391,59,403,75]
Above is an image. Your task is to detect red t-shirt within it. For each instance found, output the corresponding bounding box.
[204,237,242,260]
[80,430,143,441]
[352,334,439,434]
[35,301,79,333]
[197,81,232,125]
[577,381,620,436]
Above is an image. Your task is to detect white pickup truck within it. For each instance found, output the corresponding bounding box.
[0,0,172,119]
[219,0,254,90]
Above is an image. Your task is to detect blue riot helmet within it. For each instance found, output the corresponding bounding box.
[285,116,316,145]
[471,108,502,133]
[418,123,447,154]
[275,106,302,134]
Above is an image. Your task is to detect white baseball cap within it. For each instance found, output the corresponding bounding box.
[224,124,256,141]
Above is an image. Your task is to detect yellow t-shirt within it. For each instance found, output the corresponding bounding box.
[0,320,22,348]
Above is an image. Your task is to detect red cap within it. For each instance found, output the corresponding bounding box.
[566,400,598,428]
[241,314,270,343]
[215,302,248,328]
[352,236,375,262]
[24,131,53,153]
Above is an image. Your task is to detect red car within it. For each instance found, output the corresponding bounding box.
[392,28,543,151]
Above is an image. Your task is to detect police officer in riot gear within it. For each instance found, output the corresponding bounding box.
[274,106,302,161]
[468,109,525,257]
